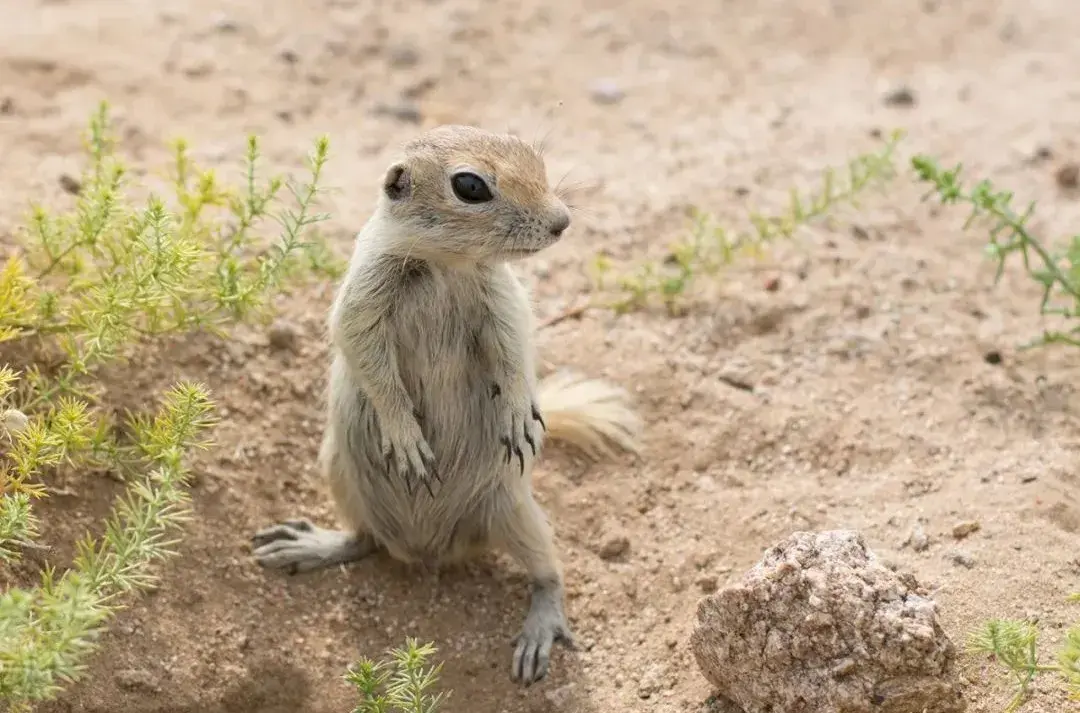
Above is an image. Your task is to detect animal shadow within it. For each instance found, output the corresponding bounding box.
[135,659,314,713]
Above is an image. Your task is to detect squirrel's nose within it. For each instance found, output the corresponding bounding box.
[549,211,571,238]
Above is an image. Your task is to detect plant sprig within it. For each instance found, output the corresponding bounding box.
[0,101,343,411]
[589,130,904,314]
[0,379,216,709]
[345,639,448,713]
[0,102,344,711]
[913,155,1080,348]
[968,597,1080,712]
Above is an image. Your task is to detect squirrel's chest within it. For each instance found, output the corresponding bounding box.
[391,277,498,369]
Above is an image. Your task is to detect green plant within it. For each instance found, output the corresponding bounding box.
[0,375,216,710]
[967,601,1080,712]
[588,130,904,315]
[913,155,1080,348]
[0,101,343,411]
[344,638,448,713]
[0,102,338,710]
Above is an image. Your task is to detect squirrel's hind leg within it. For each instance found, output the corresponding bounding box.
[490,492,576,686]
[252,423,379,575]
[251,519,377,574]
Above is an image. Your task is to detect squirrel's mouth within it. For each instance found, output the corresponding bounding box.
[502,246,545,258]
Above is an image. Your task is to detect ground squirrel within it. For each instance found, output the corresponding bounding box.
[250,125,641,685]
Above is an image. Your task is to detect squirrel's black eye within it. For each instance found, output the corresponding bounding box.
[451,172,494,204]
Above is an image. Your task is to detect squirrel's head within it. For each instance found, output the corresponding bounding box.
[375,125,572,264]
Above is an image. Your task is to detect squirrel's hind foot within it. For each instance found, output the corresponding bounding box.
[251,519,375,574]
[510,582,576,686]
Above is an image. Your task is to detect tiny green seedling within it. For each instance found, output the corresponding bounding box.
[913,155,1080,348]
[589,130,904,315]
[345,639,448,713]
[966,598,1080,712]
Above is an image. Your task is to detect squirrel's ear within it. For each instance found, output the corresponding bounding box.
[382,162,411,201]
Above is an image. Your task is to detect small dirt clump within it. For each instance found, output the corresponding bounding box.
[689,530,966,713]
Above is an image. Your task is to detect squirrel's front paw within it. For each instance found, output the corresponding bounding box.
[491,383,545,475]
[379,416,438,496]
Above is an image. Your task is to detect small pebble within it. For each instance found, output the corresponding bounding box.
[717,362,754,393]
[905,524,930,552]
[696,574,718,593]
[946,549,976,569]
[598,535,630,561]
[636,663,667,700]
[267,319,300,352]
[114,668,160,693]
[210,13,240,32]
[1055,162,1079,189]
[543,683,575,708]
[372,101,423,124]
[387,45,421,69]
[999,20,1018,42]
[182,55,216,78]
[402,76,438,99]
[983,350,1002,365]
[883,85,916,107]
[951,521,981,539]
[2,408,29,436]
[58,173,81,195]
[589,79,625,105]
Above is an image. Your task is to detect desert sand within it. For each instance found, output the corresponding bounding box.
[1,0,1078,711]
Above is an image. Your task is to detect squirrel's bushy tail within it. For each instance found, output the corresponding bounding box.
[536,370,642,460]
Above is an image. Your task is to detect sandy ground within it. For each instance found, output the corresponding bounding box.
[2,0,1080,711]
